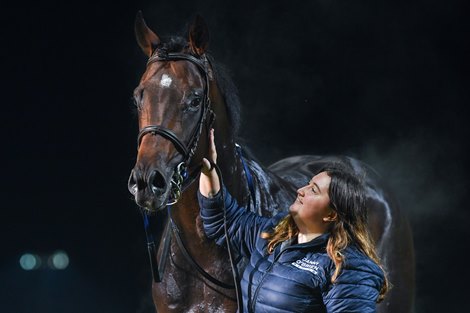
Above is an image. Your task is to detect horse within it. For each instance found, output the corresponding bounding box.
[127,12,415,313]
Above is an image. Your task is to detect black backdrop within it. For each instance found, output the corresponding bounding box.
[1,0,468,312]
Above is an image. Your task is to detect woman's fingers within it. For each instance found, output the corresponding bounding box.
[209,128,217,163]
[201,158,212,175]
[201,129,217,175]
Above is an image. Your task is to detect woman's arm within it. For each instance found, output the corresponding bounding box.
[322,254,384,313]
[198,129,273,257]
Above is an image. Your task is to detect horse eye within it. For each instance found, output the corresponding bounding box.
[190,97,202,107]
[184,90,203,112]
[184,96,202,112]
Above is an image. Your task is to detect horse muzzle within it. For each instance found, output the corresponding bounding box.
[128,168,171,212]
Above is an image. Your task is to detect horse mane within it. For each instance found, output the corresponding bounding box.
[157,35,242,137]
[209,57,242,137]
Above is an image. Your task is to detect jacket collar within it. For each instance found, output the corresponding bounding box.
[273,232,330,259]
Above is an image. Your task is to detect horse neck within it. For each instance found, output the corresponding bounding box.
[206,77,295,212]
[209,80,250,201]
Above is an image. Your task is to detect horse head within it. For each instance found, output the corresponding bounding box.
[128,12,215,212]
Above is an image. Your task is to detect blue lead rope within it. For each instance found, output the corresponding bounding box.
[141,211,160,282]
[236,143,257,212]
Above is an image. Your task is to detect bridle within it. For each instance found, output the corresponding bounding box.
[134,48,215,212]
[132,47,244,311]
[133,47,237,284]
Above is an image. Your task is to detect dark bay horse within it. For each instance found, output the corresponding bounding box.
[128,13,415,313]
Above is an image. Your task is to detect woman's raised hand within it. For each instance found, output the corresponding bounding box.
[199,128,221,197]
[201,128,217,175]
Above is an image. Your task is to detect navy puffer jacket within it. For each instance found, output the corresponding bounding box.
[198,186,385,313]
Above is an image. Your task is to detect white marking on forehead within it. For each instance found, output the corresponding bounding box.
[160,74,172,87]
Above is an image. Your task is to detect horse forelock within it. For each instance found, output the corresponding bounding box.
[157,35,189,53]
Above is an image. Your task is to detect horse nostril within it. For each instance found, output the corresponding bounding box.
[150,170,166,194]
[128,170,138,195]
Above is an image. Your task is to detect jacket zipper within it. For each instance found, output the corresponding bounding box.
[249,248,289,312]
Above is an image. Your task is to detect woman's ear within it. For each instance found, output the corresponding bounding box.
[323,210,337,222]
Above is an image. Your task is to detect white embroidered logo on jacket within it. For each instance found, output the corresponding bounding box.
[292,258,320,274]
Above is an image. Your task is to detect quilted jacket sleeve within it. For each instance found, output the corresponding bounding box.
[322,253,385,313]
[198,186,271,258]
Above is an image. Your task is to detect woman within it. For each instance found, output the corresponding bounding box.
[199,129,389,313]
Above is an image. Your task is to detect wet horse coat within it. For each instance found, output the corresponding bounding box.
[128,13,415,313]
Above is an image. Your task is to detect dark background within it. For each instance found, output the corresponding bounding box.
[1,0,468,312]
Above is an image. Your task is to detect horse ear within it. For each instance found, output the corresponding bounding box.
[135,11,160,57]
[188,15,210,55]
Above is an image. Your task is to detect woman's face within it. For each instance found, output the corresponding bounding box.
[289,171,335,232]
